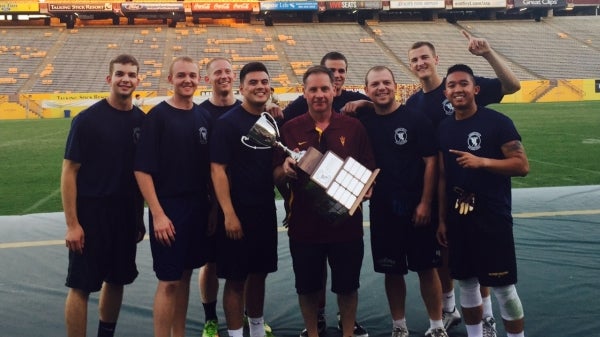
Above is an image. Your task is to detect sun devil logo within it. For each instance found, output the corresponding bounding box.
[133,127,141,144]
[199,127,208,145]
[394,127,407,145]
[442,98,454,116]
[340,136,346,146]
[467,131,482,151]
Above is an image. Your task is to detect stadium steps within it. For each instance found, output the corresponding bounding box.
[455,23,544,81]
[20,28,69,93]
[542,19,600,54]
[263,26,302,86]
[362,22,414,80]
[158,27,178,96]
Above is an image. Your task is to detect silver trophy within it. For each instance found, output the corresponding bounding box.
[241,112,305,161]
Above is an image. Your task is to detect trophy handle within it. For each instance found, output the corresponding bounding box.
[260,112,280,138]
[241,136,272,150]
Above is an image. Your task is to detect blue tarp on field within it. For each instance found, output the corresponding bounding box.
[1,186,599,337]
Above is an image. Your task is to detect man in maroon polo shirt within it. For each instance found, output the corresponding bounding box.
[274,65,375,337]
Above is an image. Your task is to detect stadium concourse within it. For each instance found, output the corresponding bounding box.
[1,185,599,337]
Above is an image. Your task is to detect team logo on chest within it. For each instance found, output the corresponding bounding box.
[394,128,408,145]
[467,131,481,151]
[133,127,141,144]
[199,127,208,144]
[442,99,454,116]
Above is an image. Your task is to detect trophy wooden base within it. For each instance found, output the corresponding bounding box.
[296,147,379,218]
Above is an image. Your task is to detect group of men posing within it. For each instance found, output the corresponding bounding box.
[61,30,529,337]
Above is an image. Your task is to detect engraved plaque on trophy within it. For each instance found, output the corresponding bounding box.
[296,149,379,220]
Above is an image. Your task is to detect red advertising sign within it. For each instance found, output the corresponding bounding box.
[191,2,258,12]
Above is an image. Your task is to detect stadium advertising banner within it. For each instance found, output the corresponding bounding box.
[120,2,185,13]
[389,0,446,9]
[259,1,319,11]
[45,3,113,13]
[513,0,566,7]
[321,1,383,10]
[0,2,39,13]
[190,2,259,12]
[452,0,507,8]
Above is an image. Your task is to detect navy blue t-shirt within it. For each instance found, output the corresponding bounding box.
[406,76,503,128]
[438,107,521,218]
[210,105,275,208]
[282,89,370,124]
[64,99,145,198]
[134,101,210,198]
[199,98,242,123]
[360,105,437,208]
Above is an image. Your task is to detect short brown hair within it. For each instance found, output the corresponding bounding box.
[109,54,139,74]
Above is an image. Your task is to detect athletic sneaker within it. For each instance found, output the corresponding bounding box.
[264,323,275,337]
[391,327,409,337]
[243,315,275,337]
[442,308,462,330]
[336,313,369,337]
[482,316,497,337]
[202,320,220,337]
[299,314,327,337]
[424,327,449,337]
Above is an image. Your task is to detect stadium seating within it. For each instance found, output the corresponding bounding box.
[0,28,59,94]
[462,20,598,80]
[0,17,598,99]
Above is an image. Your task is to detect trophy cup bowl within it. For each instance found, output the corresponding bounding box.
[241,112,304,161]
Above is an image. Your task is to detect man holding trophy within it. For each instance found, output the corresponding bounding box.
[210,62,278,337]
[273,66,376,337]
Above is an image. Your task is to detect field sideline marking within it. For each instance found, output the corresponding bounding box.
[529,159,600,175]
[2,209,599,249]
[22,188,61,214]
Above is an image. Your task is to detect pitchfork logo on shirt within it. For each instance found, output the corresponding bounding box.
[199,127,208,144]
[394,128,408,145]
[133,127,141,144]
[467,131,482,151]
[442,99,454,115]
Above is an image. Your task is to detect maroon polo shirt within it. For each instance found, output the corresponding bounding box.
[278,112,375,243]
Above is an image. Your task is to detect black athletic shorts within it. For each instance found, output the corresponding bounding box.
[216,205,278,281]
[447,205,518,287]
[369,201,441,274]
[289,238,364,295]
[65,196,139,292]
[150,196,208,281]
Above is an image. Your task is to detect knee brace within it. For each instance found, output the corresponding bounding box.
[493,285,524,321]
[458,278,482,308]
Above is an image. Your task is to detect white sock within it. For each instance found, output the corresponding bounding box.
[429,319,443,330]
[248,317,265,337]
[482,295,493,318]
[465,322,483,337]
[228,328,244,337]
[443,290,456,312]
[507,332,524,337]
[392,318,407,330]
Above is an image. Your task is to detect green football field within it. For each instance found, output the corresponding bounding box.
[1,101,599,215]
